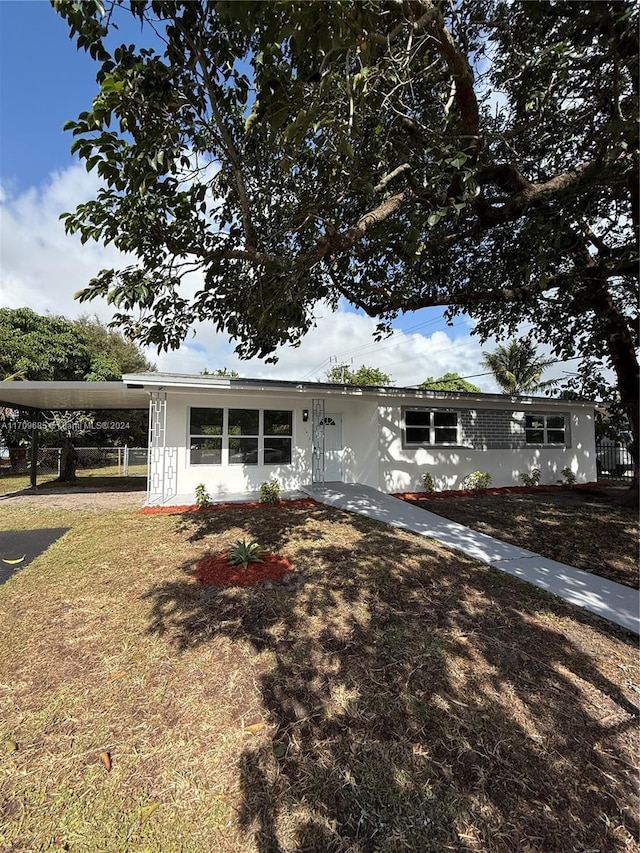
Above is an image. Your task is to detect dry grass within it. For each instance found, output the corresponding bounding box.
[0,470,59,495]
[0,501,638,852]
[0,471,146,500]
[406,485,639,588]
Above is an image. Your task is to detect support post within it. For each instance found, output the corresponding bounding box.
[30,423,38,489]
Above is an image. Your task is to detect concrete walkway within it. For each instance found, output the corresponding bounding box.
[303,482,639,635]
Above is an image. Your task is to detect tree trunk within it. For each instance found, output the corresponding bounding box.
[58,436,78,482]
[597,284,639,506]
[7,445,27,473]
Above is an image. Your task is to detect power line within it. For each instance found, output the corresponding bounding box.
[299,316,469,380]
[298,315,451,380]
[411,355,587,390]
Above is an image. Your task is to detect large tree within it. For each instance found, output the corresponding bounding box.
[74,314,155,377]
[0,309,153,479]
[55,1,639,475]
[0,308,91,382]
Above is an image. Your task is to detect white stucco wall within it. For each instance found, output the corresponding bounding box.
[377,399,597,493]
[160,389,380,500]
[151,385,596,503]
[164,389,310,499]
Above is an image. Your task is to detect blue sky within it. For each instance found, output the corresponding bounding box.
[0,0,503,387]
[1,1,101,191]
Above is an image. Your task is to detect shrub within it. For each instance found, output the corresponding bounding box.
[260,478,281,504]
[228,538,265,569]
[559,466,576,486]
[520,468,541,487]
[461,471,492,491]
[421,472,435,493]
[195,483,211,508]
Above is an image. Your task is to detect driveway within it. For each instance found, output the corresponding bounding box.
[0,527,71,584]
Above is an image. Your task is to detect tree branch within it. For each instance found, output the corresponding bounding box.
[370,3,440,45]
[429,5,479,144]
[173,13,258,254]
[204,189,414,273]
[374,163,412,192]
[370,1,479,148]
[477,160,599,225]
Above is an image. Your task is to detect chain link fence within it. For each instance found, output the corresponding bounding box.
[4,447,148,477]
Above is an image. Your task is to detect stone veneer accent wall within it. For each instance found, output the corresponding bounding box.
[459,409,527,450]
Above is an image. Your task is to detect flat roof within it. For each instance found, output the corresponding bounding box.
[122,372,595,408]
[0,373,595,411]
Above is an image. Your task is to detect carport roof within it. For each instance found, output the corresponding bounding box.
[0,381,150,411]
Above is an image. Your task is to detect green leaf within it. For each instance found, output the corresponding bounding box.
[338,140,354,159]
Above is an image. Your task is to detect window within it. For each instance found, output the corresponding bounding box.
[263,410,292,464]
[229,408,260,464]
[525,413,566,445]
[404,409,459,446]
[190,408,223,464]
[189,407,293,465]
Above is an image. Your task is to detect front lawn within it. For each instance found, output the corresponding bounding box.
[0,502,638,852]
[402,485,639,588]
[0,471,146,497]
[0,469,58,495]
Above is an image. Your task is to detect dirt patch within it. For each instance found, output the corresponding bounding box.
[194,552,294,587]
[393,482,609,501]
[401,485,639,588]
[141,498,318,515]
[0,488,145,511]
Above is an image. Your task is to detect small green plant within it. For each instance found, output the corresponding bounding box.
[559,466,576,486]
[520,468,541,487]
[228,538,265,569]
[421,472,435,493]
[461,471,492,491]
[260,478,281,504]
[195,483,211,508]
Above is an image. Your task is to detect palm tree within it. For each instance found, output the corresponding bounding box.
[482,340,556,395]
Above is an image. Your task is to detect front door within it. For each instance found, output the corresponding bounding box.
[323,414,343,481]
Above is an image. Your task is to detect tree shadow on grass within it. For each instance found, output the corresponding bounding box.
[143,506,639,852]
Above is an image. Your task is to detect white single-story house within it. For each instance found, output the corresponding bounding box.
[0,372,598,505]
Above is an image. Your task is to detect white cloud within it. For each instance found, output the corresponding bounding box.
[0,166,126,322]
[162,309,498,391]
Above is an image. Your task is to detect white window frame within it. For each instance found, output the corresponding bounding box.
[188,407,293,466]
[402,407,460,447]
[524,413,567,446]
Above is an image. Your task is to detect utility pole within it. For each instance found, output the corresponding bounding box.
[329,356,353,383]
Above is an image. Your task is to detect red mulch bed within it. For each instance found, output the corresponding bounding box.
[140,498,318,515]
[194,552,294,588]
[392,482,605,501]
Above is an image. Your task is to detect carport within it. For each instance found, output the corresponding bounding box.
[0,381,151,490]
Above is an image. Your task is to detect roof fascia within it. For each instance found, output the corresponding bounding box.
[121,373,594,408]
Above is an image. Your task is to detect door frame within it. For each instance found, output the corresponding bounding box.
[322,412,343,481]
[311,400,344,485]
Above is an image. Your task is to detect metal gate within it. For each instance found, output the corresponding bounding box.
[311,398,326,489]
